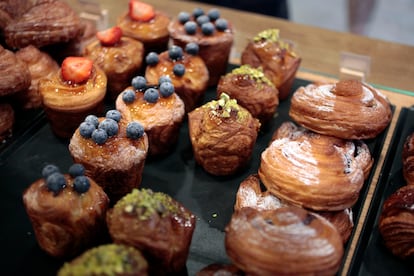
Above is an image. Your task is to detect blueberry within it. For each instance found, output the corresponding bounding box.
[42,164,60,179]
[126,121,145,139]
[207,8,220,21]
[91,128,108,145]
[196,15,210,26]
[201,22,215,35]
[79,122,96,138]
[184,21,197,35]
[159,81,175,97]
[73,175,90,194]
[84,115,99,127]
[68,163,85,177]
[144,88,159,103]
[185,42,199,55]
[145,52,159,65]
[46,172,66,194]
[106,109,121,122]
[178,11,190,24]
[131,76,147,91]
[158,75,172,85]
[192,7,204,18]
[122,89,136,103]
[168,45,183,61]
[98,118,119,137]
[215,18,228,31]
[173,63,186,76]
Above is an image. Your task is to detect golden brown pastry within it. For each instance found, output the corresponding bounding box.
[225,207,344,276]
[188,93,260,176]
[402,132,414,185]
[379,185,414,259]
[22,163,109,259]
[106,188,196,275]
[0,102,14,142]
[197,263,243,276]
[0,0,31,29]
[289,79,392,140]
[241,29,301,100]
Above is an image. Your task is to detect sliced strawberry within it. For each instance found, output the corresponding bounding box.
[61,57,93,84]
[96,26,123,46]
[129,0,155,22]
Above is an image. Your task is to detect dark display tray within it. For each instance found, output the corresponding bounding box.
[0,73,391,276]
[348,106,414,275]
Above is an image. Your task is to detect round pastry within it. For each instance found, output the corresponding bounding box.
[0,102,14,142]
[241,29,301,100]
[39,56,107,139]
[106,188,196,275]
[69,111,149,203]
[117,0,170,54]
[22,163,109,259]
[225,207,344,276]
[402,132,414,185]
[217,64,279,123]
[197,263,243,276]
[84,26,145,100]
[188,93,260,176]
[289,79,392,140]
[145,43,209,112]
[379,185,414,259]
[0,0,31,30]
[57,244,148,276]
[115,77,185,156]
[259,121,368,211]
[168,7,234,86]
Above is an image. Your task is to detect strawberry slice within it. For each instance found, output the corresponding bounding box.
[96,26,123,46]
[129,0,155,22]
[61,57,93,84]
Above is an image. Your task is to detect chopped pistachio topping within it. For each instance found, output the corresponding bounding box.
[254,28,280,43]
[206,93,250,121]
[230,65,274,87]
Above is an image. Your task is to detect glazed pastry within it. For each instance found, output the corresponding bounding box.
[225,207,344,276]
[115,76,185,156]
[379,185,414,259]
[0,0,31,29]
[259,121,369,211]
[402,132,414,185]
[197,263,243,276]
[188,93,260,176]
[145,43,209,112]
[241,29,301,100]
[217,64,279,123]
[84,26,145,100]
[69,110,149,203]
[0,102,14,143]
[289,79,392,140]
[58,244,148,276]
[117,0,170,53]
[168,7,234,86]
[39,56,107,138]
[14,45,59,109]
[106,188,196,275]
[22,163,109,258]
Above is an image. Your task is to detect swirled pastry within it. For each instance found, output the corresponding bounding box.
[402,133,414,185]
[225,207,344,276]
[289,79,392,139]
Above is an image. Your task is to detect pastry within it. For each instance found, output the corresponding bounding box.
[106,188,196,275]
[225,206,344,276]
[241,29,301,100]
[379,185,414,259]
[57,244,148,276]
[168,7,234,86]
[84,26,145,100]
[39,56,107,139]
[22,163,109,259]
[0,102,14,143]
[217,64,279,123]
[197,263,243,276]
[69,110,149,203]
[289,79,392,139]
[117,0,170,54]
[188,93,260,176]
[0,0,31,30]
[402,132,414,185]
[115,76,185,156]
[145,43,209,112]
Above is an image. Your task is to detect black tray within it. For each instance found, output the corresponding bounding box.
[0,73,391,276]
[348,106,414,276]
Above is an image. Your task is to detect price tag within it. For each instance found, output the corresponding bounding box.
[339,52,371,82]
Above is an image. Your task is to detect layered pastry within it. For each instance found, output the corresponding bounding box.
[197,264,243,276]
[0,0,32,30]
[106,188,196,275]
[225,207,344,275]
[39,56,107,139]
[0,102,14,143]
[115,76,185,156]
[188,93,260,176]
[145,43,209,112]
[69,110,149,203]
[168,7,234,86]
[289,79,392,140]
[117,0,170,53]
[379,185,414,259]
[22,163,109,259]
[58,244,148,276]
[241,29,301,100]
[259,121,370,211]
[84,26,145,100]
[217,64,279,123]
[402,132,414,185]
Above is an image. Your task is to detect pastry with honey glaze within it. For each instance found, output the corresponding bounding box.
[188,93,260,176]
[289,79,392,139]
[225,206,344,276]
[0,102,14,143]
[22,163,109,259]
[106,188,196,275]
[402,132,414,185]
[241,29,301,100]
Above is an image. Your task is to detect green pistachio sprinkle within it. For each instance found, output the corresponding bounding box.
[230,65,274,87]
[207,93,249,121]
[254,28,280,42]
